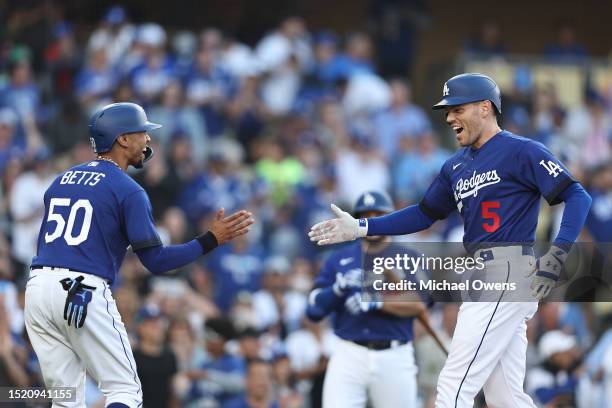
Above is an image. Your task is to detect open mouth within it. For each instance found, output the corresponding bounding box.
[452,125,464,137]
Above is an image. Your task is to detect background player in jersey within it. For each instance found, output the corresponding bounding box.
[306,191,427,408]
[309,74,592,407]
[24,102,254,408]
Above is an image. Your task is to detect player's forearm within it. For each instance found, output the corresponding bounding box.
[306,287,345,321]
[366,204,435,236]
[553,183,592,250]
[135,233,218,274]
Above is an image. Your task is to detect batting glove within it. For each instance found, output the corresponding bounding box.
[344,292,383,315]
[332,269,363,297]
[526,245,568,300]
[60,276,96,329]
[308,204,368,246]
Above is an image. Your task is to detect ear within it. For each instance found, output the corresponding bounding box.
[480,101,491,118]
[116,134,130,148]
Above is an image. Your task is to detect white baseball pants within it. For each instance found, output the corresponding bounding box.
[24,267,142,408]
[435,246,538,408]
[323,338,417,408]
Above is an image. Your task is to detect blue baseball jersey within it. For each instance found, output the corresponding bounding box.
[419,131,575,249]
[314,242,415,342]
[31,160,162,283]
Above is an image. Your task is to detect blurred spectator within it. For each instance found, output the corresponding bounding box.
[235,327,261,361]
[45,96,88,155]
[134,143,183,220]
[544,22,588,62]
[130,24,176,104]
[531,84,566,149]
[335,127,390,204]
[226,73,270,156]
[75,47,117,111]
[252,256,307,335]
[0,296,29,388]
[9,150,55,275]
[255,16,312,75]
[286,318,335,408]
[526,330,582,407]
[255,138,304,207]
[87,5,135,67]
[0,109,25,176]
[563,89,612,167]
[369,0,429,77]
[149,81,208,164]
[256,17,312,115]
[225,358,280,408]
[180,140,253,223]
[0,51,40,120]
[464,19,506,58]
[44,22,82,99]
[393,132,450,204]
[271,348,303,408]
[133,304,180,408]
[183,318,245,407]
[203,234,265,313]
[185,46,234,137]
[168,317,207,372]
[221,34,258,79]
[172,30,198,78]
[373,78,432,161]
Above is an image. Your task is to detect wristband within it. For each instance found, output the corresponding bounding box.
[196,231,219,254]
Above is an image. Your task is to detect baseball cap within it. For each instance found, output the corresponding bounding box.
[104,6,127,25]
[204,317,237,341]
[136,304,162,322]
[264,255,291,274]
[137,23,167,47]
[538,330,576,360]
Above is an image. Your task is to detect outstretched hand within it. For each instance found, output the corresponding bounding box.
[308,204,367,245]
[209,208,254,245]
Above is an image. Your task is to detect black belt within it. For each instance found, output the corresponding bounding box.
[352,339,408,350]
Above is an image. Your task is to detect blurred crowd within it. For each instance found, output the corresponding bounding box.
[0,4,612,408]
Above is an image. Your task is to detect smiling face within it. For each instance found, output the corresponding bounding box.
[121,131,151,168]
[445,101,494,147]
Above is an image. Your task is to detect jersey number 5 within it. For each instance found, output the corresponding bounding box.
[44,198,93,245]
[481,201,500,233]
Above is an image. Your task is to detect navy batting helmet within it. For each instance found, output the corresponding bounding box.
[353,191,394,217]
[88,102,161,161]
[432,73,501,114]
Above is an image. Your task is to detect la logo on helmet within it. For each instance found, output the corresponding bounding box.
[443,83,449,96]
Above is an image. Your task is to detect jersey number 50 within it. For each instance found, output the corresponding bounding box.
[44,198,93,245]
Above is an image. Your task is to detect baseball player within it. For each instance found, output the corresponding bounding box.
[309,73,593,407]
[24,102,254,408]
[306,191,426,408]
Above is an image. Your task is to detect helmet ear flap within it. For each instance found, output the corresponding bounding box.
[143,146,154,162]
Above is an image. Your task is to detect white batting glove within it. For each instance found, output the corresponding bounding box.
[344,292,383,315]
[525,245,568,300]
[332,269,363,297]
[308,204,368,246]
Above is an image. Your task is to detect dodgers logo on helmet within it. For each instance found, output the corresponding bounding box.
[433,73,501,114]
[88,102,162,154]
